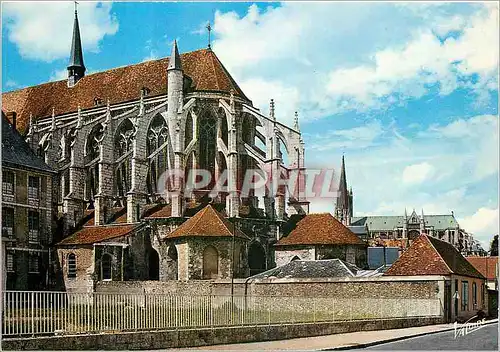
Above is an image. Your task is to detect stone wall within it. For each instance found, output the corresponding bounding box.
[57,247,94,293]
[95,276,444,300]
[2,317,444,350]
[275,247,315,267]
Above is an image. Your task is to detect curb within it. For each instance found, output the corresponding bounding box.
[323,319,499,350]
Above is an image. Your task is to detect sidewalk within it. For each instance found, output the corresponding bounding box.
[169,319,498,351]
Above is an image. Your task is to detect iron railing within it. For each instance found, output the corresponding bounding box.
[2,291,443,337]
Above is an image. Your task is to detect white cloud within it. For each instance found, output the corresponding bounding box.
[142,51,159,62]
[402,162,435,185]
[212,3,497,118]
[49,69,68,82]
[309,121,384,151]
[3,2,119,62]
[326,4,498,109]
[459,207,499,248]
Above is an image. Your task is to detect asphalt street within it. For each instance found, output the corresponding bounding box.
[366,322,498,350]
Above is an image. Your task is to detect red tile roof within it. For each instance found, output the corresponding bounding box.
[143,203,172,219]
[275,213,366,247]
[57,224,139,245]
[385,235,484,279]
[166,205,249,240]
[2,49,249,133]
[466,256,498,280]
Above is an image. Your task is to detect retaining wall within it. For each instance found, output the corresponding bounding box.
[2,316,444,350]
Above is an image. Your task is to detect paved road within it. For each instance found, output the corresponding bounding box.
[366,322,498,350]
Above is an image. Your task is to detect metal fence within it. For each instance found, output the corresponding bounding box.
[2,291,443,337]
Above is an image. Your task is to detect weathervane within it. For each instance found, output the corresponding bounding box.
[74,1,79,13]
[206,21,212,49]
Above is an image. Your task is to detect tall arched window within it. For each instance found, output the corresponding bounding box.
[115,119,134,198]
[67,253,77,278]
[147,115,169,195]
[198,111,217,184]
[202,246,218,279]
[101,254,112,281]
[85,124,104,203]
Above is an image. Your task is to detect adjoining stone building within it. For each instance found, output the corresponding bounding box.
[385,234,487,322]
[2,9,309,288]
[2,112,56,290]
[275,213,368,268]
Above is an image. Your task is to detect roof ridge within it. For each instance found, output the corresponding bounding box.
[424,235,454,274]
[187,205,211,235]
[208,51,222,92]
[212,206,235,236]
[3,49,210,94]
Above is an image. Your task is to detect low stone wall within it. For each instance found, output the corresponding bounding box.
[2,317,444,350]
[95,276,446,299]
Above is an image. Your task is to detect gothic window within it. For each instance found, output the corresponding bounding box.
[185,112,193,145]
[115,119,135,197]
[202,245,219,279]
[147,115,169,194]
[220,114,228,147]
[198,111,217,184]
[101,254,112,281]
[67,253,77,278]
[85,124,104,162]
[242,116,252,144]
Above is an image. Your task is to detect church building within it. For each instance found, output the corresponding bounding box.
[333,156,481,255]
[2,9,309,291]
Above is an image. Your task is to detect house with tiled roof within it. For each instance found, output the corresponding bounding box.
[2,112,56,291]
[162,205,250,280]
[2,7,309,290]
[275,213,367,268]
[466,256,499,290]
[385,234,487,322]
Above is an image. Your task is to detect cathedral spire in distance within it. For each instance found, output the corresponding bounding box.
[167,40,183,71]
[67,2,86,87]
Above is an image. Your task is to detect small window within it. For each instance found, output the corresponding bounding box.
[2,171,14,195]
[28,176,40,199]
[461,281,469,311]
[28,211,40,243]
[101,254,112,281]
[2,207,14,239]
[6,253,14,272]
[94,97,103,106]
[67,253,77,278]
[28,255,39,273]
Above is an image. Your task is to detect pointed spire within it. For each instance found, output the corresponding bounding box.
[51,107,56,131]
[337,155,349,213]
[67,4,86,87]
[293,111,300,132]
[269,99,275,120]
[404,208,408,218]
[167,40,182,71]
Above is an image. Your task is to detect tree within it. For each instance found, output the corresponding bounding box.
[490,235,498,256]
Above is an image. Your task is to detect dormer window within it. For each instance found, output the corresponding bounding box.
[141,87,150,96]
[94,97,103,106]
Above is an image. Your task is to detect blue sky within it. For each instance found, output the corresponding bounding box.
[2,2,498,248]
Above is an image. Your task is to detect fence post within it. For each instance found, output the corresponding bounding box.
[31,291,35,336]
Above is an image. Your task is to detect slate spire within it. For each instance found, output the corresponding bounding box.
[338,155,349,210]
[167,40,182,71]
[67,6,86,87]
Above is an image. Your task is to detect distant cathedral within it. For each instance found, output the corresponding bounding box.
[2,9,309,291]
[333,156,482,255]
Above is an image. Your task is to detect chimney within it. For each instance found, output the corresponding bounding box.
[6,112,17,130]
